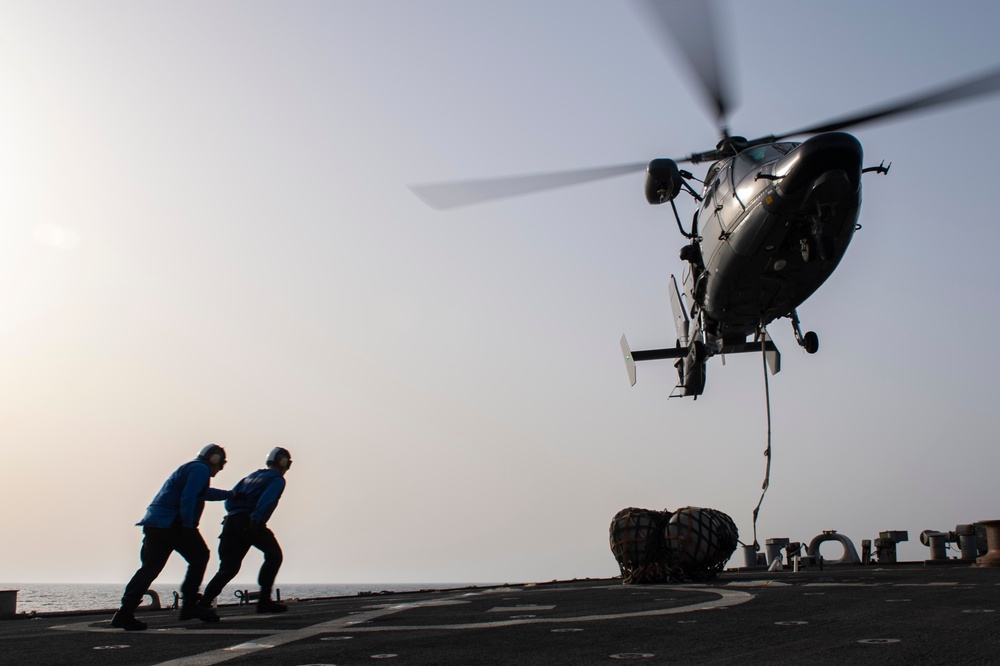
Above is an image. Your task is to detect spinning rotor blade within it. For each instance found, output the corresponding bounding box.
[409,162,647,210]
[631,0,735,129]
[769,65,1000,141]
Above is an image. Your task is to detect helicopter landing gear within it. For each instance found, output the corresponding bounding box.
[803,331,819,354]
[790,309,819,354]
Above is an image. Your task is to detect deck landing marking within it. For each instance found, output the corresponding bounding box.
[49,586,752,666]
[339,586,752,632]
[224,642,273,651]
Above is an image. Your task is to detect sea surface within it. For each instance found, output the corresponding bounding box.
[0,582,484,614]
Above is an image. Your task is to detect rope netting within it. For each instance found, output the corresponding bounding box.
[610,506,739,583]
[610,326,776,580]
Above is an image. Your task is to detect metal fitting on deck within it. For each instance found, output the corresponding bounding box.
[874,530,908,564]
[807,530,861,566]
[976,520,1000,567]
[765,538,790,568]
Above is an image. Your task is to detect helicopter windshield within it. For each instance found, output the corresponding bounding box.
[733,144,791,183]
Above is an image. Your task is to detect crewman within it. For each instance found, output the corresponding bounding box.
[112,444,234,631]
[199,447,292,614]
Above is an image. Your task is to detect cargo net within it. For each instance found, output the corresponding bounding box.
[610,506,739,583]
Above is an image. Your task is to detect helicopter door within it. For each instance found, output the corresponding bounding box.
[698,162,735,271]
[714,162,743,234]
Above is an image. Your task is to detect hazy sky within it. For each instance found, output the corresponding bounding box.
[2,1,1000,586]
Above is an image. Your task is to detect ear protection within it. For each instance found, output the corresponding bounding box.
[267,447,292,470]
[198,444,227,469]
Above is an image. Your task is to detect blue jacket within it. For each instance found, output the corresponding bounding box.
[137,460,232,529]
[225,468,286,524]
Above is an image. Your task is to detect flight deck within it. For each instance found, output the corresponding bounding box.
[4,564,999,665]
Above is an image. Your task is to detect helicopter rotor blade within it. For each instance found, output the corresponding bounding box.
[767,65,1000,142]
[630,0,735,131]
[409,162,648,210]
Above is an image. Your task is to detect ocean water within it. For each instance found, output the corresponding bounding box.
[0,582,482,614]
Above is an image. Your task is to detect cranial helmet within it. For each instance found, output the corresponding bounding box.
[266,447,292,470]
[198,443,227,469]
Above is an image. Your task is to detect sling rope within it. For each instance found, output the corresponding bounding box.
[748,329,773,552]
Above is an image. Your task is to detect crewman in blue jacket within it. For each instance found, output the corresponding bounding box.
[111,444,234,631]
[199,447,292,614]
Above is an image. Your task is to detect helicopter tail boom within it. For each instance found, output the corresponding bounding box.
[620,328,780,397]
[620,335,685,387]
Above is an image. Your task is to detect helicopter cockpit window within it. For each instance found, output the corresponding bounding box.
[733,144,784,183]
[702,163,722,203]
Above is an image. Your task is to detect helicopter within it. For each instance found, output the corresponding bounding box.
[410,0,1000,398]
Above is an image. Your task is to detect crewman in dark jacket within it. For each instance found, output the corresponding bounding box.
[200,447,292,613]
[111,444,233,631]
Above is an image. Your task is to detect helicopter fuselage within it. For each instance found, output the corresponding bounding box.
[685,131,863,348]
[409,6,1000,398]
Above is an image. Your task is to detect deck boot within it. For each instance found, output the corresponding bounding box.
[256,598,287,613]
[179,595,220,622]
[256,588,287,614]
[111,607,147,631]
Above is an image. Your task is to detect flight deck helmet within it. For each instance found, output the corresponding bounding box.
[198,443,227,470]
[266,447,292,470]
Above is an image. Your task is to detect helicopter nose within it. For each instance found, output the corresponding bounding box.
[774,132,863,199]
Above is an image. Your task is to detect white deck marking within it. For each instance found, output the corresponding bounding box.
[487,605,556,612]
[49,586,753,666]
[150,603,416,666]
[803,583,880,587]
[340,587,752,632]
[49,622,274,635]
[893,582,959,587]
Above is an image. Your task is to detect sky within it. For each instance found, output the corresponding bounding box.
[2,0,1000,587]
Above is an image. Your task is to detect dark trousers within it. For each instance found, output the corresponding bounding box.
[202,513,283,603]
[121,526,210,611]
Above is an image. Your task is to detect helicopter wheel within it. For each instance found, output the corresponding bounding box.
[803,331,819,354]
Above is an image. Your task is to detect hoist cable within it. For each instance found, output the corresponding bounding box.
[749,330,773,551]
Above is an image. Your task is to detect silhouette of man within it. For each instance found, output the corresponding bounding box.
[112,444,233,631]
[200,447,292,614]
